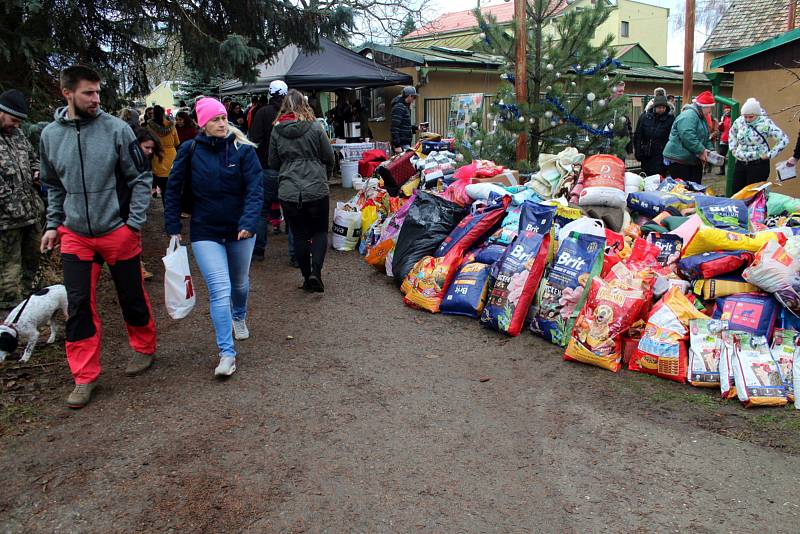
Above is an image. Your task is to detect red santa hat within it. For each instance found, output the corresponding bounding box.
[693,90,715,107]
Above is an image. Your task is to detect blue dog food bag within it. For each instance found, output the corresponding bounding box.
[440,262,491,318]
[712,293,778,338]
[530,232,605,346]
[695,195,749,232]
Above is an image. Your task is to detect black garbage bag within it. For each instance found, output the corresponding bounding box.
[392,191,468,286]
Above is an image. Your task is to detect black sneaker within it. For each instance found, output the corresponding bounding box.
[289,257,299,268]
[252,252,265,262]
[307,275,324,293]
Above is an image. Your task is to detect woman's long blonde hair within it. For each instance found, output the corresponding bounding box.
[275,89,316,123]
[203,119,256,149]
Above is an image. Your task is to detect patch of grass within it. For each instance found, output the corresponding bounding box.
[650,389,721,409]
[751,411,800,433]
[0,404,40,428]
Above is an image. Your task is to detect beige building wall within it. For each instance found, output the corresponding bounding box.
[731,68,800,188]
[144,83,176,110]
[615,0,669,64]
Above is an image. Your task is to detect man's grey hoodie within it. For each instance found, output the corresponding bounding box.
[39,107,153,236]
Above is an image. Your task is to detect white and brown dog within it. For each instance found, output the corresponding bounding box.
[0,285,68,362]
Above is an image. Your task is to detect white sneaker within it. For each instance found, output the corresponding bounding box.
[232,319,249,340]
[214,356,237,377]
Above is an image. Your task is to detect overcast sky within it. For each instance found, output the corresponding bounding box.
[428,0,712,69]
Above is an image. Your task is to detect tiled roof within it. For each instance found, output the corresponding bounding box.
[401,34,480,50]
[402,1,569,39]
[699,0,799,52]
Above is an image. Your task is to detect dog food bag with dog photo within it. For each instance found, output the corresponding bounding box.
[564,277,648,372]
[719,330,738,400]
[732,332,788,408]
[440,262,492,318]
[687,319,727,387]
[628,287,708,383]
[646,232,684,268]
[770,328,798,401]
[530,233,605,346]
[481,202,556,336]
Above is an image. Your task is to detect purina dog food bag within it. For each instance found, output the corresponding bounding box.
[564,277,649,372]
[440,262,492,318]
[732,332,787,408]
[530,233,605,346]
[481,202,556,336]
[770,328,798,401]
[628,287,707,383]
[687,319,727,387]
[712,293,778,339]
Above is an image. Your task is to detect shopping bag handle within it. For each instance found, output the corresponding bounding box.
[167,235,181,254]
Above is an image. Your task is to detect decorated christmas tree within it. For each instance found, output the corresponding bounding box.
[468,0,631,168]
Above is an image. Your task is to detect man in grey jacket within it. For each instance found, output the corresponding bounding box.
[39,65,157,409]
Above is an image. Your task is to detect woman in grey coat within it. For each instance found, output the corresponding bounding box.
[269,89,335,292]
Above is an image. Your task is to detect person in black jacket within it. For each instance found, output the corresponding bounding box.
[787,116,799,169]
[248,80,294,263]
[634,94,675,176]
[390,86,425,153]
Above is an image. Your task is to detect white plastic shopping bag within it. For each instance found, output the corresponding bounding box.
[162,236,196,319]
[332,202,361,251]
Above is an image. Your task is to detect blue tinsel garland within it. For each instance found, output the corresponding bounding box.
[545,95,613,138]
[573,57,622,75]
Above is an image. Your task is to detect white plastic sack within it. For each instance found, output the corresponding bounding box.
[643,174,661,191]
[624,172,643,194]
[162,236,196,320]
[332,202,361,251]
[465,182,508,201]
[558,217,605,244]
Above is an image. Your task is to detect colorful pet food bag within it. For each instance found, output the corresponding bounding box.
[481,202,556,336]
[687,319,727,387]
[695,195,750,231]
[564,277,649,372]
[770,328,798,401]
[440,262,491,318]
[577,154,627,208]
[719,330,738,399]
[732,332,788,408]
[530,233,605,346]
[628,287,707,383]
[677,251,754,279]
[646,232,683,267]
[712,293,778,338]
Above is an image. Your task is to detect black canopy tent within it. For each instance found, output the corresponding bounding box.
[219,37,412,94]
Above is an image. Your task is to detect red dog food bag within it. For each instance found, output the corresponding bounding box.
[564,277,649,372]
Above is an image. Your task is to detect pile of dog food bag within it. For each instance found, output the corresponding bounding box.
[343,145,800,410]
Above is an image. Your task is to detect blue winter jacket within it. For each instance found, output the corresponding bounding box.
[164,132,263,243]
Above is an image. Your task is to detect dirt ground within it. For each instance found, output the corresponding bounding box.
[2,187,800,533]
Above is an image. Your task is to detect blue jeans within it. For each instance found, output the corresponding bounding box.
[256,169,295,260]
[191,237,255,357]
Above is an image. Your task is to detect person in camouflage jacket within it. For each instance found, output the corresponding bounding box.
[0,89,43,308]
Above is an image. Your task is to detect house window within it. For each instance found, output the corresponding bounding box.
[621,21,630,37]
[359,88,386,121]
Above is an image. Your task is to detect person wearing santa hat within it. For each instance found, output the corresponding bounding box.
[663,90,716,184]
[728,97,788,193]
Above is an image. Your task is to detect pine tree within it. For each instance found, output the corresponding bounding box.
[472,0,630,168]
[400,14,417,38]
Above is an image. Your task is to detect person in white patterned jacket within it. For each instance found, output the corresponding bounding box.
[728,97,789,193]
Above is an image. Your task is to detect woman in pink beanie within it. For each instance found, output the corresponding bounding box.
[164,97,264,378]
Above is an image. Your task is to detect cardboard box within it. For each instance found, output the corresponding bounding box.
[470,170,520,187]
